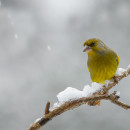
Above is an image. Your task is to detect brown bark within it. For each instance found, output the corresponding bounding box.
[28,65,130,130]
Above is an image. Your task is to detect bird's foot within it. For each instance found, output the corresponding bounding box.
[113,76,119,84]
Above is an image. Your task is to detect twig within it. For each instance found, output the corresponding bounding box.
[28,65,130,130]
[44,101,50,115]
[106,91,130,109]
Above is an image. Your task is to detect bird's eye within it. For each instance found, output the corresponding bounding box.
[89,42,95,47]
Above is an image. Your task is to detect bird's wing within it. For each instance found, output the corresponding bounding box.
[116,55,120,66]
[88,67,90,72]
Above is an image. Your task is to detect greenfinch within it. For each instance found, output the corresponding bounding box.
[83,38,119,106]
[83,38,120,84]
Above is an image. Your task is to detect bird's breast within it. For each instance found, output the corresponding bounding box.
[87,52,118,83]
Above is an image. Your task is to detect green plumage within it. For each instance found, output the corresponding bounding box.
[84,38,119,83]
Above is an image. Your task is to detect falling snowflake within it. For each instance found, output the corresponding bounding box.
[0,1,2,7]
[14,34,18,39]
[47,45,52,51]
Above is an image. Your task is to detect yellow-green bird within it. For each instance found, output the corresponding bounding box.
[83,38,120,84]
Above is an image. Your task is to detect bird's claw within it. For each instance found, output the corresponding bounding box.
[113,76,119,84]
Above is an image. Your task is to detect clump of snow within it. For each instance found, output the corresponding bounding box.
[57,87,84,102]
[125,65,130,76]
[115,91,120,97]
[50,103,58,111]
[104,80,110,87]
[115,68,125,76]
[52,102,61,108]
[105,80,113,87]
[34,117,42,123]
[47,45,52,51]
[56,83,102,104]
[83,82,102,97]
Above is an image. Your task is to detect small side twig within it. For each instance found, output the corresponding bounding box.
[45,101,50,115]
[108,98,130,110]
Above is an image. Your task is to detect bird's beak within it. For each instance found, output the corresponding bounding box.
[83,45,92,52]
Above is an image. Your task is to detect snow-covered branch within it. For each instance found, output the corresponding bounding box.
[28,65,130,130]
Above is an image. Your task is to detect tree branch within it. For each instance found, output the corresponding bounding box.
[28,65,130,130]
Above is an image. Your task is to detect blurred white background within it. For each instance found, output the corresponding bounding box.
[0,0,130,130]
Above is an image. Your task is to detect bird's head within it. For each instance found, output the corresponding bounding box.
[83,38,108,54]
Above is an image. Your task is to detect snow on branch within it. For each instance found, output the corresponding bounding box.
[28,65,130,130]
